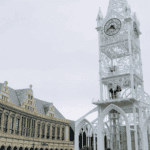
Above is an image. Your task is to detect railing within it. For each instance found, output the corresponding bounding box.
[92,88,150,105]
[101,68,130,78]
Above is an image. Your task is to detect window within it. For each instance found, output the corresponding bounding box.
[37,123,40,138]
[31,119,35,137]
[26,118,31,137]
[3,114,8,133]
[28,95,30,99]
[62,127,65,140]
[41,123,45,139]
[47,125,50,139]
[28,106,29,110]
[21,117,26,136]
[25,105,27,109]
[57,126,60,140]
[52,126,55,140]
[31,96,33,99]
[15,118,20,135]
[33,108,34,111]
[10,115,14,134]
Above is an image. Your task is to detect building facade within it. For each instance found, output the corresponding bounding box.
[0,81,74,150]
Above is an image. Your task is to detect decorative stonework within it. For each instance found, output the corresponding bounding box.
[0,81,11,103]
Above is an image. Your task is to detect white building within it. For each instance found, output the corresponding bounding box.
[75,0,150,150]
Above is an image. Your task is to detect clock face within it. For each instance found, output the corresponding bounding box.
[104,18,121,36]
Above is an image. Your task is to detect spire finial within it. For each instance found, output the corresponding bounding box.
[4,81,8,86]
[30,84,32,89]
[96,7,103,21]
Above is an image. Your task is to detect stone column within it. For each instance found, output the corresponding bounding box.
[45,123,47,139]
[25,117,28,136]
[65,126,69,142]
[19,116,22,136]
[50,123,52,140]
[40,121,43,139]
[0,110,4,133]
[35,120,38,139]
[60,125,62,141]
[29,119,32,137]
[7,113,11,134]
[55,124,57,140]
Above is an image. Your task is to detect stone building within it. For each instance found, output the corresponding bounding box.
[0,81,75,150]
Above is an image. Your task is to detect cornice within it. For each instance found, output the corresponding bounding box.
[0,102,69,126]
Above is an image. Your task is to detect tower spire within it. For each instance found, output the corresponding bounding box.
[107,0,129,16]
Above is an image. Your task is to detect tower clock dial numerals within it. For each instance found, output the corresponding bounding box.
[104,18,121,36]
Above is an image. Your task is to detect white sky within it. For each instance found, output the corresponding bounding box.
[0,0,150,122]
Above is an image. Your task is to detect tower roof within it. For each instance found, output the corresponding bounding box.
[107,0,129,16]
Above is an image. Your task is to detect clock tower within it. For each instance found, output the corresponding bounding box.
[93,0,150,150]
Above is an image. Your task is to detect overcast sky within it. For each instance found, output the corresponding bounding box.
[0,0,150,122]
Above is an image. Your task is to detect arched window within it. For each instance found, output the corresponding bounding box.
[10,114,15,134]
[3,112,9,133]
[31,119,36,137]
[13,146,17,150]
[62,127,65,140]
[47,124,50,139]
[37,122,40,138]
[26,118,31,137]
[7,146,11,150]
[52,125,55,140]
[41,123,45,138]
[15,116,20,135]
[57,125,60,140]
[21,117,26,136]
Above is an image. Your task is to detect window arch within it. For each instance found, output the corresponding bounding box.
[52,124,56,140]
[41,122,45,138]
[57,125,60,140]
[47,124,51,139]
